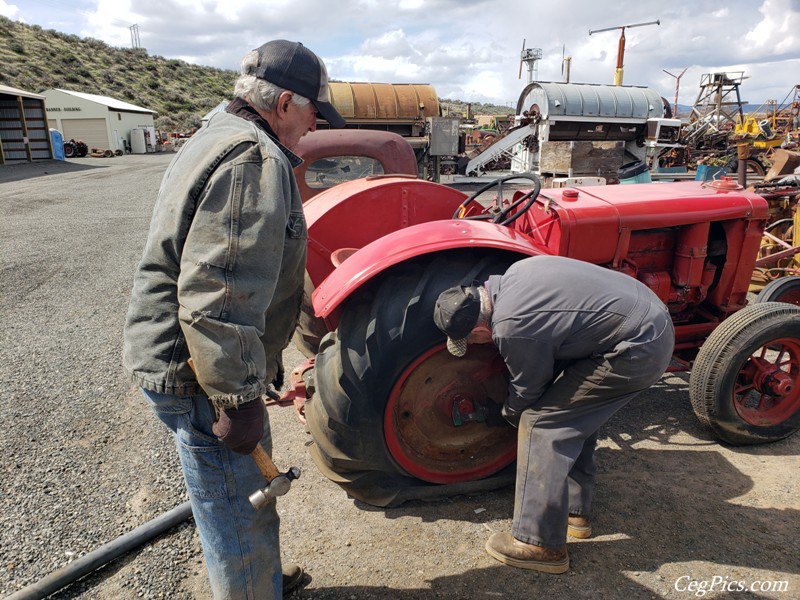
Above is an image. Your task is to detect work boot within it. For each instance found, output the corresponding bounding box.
[568,514,592,539]
[282,563,304,596]
[485,532,569,573]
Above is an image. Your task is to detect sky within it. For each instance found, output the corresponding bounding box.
[2,0,799,109]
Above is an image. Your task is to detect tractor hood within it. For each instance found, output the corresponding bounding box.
[515,180,770,265]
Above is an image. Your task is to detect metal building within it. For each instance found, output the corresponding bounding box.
[41,88,156,153]
[0,84,54,164]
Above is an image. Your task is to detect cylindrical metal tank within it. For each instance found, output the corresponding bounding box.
[130,128,147,154]
[517,81,664,120]
[516,82,665,142]
[324,83,439,136]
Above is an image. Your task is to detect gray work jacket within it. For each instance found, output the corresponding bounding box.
[486,255,671,406]
[123,105,306,409]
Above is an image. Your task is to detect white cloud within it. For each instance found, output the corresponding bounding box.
[6,0,799,105]
[745,0,800,55]
[0,1,20,19]
[347,54,424,81]
[361,30,418,59]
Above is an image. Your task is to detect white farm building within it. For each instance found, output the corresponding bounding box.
[41,89,156,153]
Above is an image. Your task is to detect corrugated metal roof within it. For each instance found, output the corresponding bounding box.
[0,84,45,100]
[52,89,156,114]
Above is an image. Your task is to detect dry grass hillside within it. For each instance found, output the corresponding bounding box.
[0,16,510,132]
[1,16,237,132]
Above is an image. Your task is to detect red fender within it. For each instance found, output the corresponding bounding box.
[311,219,548,328]
[304,176,473,290]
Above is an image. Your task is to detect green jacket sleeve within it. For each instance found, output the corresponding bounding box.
[177,143,296,408]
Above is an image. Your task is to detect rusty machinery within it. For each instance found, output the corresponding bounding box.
[750,149,800,299]
[668,76,799,177]
[464,81,677,180]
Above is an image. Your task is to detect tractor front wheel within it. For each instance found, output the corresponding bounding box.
[305,251,519,506]
[689,302,800,444]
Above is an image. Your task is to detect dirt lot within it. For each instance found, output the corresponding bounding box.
[0,154,798,600]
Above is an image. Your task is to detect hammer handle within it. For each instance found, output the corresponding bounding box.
[250,444,281,481]
[187,358,280,481]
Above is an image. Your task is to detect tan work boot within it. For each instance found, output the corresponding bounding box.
[485,532,569,573]
[567,514,592,539]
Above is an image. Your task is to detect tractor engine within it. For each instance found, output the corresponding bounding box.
[506,181,765,348]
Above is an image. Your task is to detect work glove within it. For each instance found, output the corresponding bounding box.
[501,403,523,428]
[212,398,265,454]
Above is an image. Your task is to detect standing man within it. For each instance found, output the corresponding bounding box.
[433,255,674,574]
[123,40,344,599]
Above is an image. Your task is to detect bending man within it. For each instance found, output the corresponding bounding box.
[434,255,674,574]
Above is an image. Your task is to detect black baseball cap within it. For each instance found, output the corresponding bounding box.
[248,40,345,128]
[433,285,481,357]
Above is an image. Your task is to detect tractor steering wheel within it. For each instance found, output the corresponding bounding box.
[453,173,542,226]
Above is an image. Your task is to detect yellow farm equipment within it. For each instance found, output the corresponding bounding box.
[751,149,800,301]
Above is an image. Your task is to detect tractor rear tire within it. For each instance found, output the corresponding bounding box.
[305,250,520,506]
[689,302,800,444]
[755,276,800,306]
[292,272,328,357]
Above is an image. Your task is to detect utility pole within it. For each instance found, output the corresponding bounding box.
[663,67,688,118]
[589,20,660,86]
[129,24,141,49]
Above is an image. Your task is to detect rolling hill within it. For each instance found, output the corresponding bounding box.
[0,17,512,132]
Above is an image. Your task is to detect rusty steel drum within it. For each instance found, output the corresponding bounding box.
[328,82,439,122]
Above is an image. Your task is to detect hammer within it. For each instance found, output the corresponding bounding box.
[248,444,301,509]
[186,358,301,509]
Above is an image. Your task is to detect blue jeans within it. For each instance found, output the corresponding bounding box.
[142,389,282,599]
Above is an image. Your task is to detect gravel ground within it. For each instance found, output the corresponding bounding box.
[1,153,798,600]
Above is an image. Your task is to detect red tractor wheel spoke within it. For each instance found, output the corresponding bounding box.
[734,338,800,426]
[733,380,757,396]
[384,344,516,484]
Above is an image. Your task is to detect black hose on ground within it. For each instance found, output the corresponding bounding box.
[5,501,193,600]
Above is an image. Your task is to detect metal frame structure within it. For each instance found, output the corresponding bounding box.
[684,72,746,147]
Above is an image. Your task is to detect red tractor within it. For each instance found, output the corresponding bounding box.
[63,138,88,158]
[288,132,800,507]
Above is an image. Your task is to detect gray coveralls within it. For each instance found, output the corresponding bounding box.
[485,255,674,549]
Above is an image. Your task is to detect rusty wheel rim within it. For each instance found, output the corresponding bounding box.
[384,343,517,483]
[735,337,800,426]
